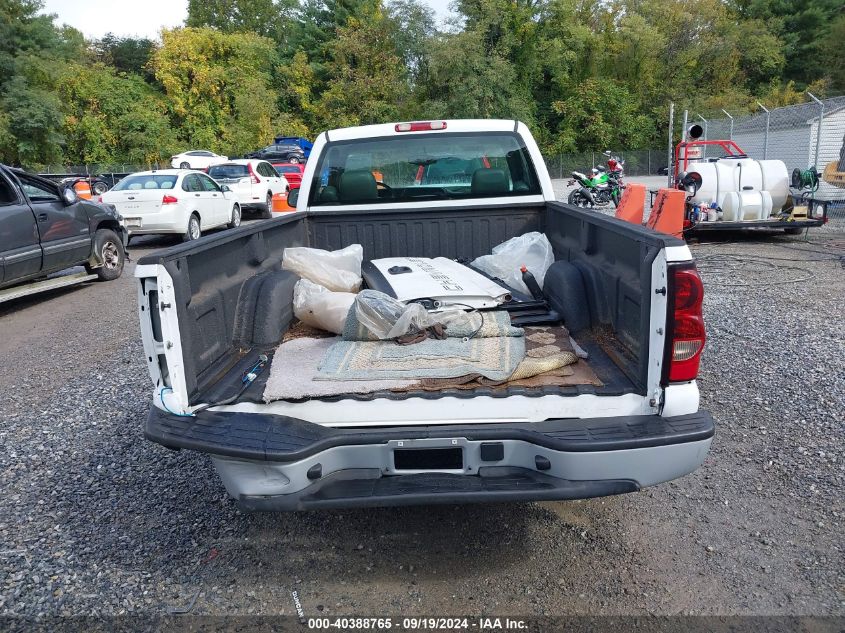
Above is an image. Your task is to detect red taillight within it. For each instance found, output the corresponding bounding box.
[664,264,705,383]
[162,195,178,205]
[395,121,447,132]
[96,195,103,202]
[247,163,260,184]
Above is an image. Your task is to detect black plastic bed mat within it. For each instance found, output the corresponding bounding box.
[193,328,638,407]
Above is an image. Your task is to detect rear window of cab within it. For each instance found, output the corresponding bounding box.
[114,175,178,190]
[308,132,541,206]
[208,164,250,178]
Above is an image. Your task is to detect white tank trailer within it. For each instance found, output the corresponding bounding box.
[685,158,789,222]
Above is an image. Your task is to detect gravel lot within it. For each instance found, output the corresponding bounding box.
[1,217,843,619]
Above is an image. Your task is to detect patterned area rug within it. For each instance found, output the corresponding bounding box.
[316,332,525,381]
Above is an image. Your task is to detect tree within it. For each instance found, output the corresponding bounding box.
[57,62,177,165]
[92,34,156,81]
[416,30,535,125]
[0,0,85,166]
[825,13,845,93]
[312,5,409,128]
[151,27,279,154]
[385,0,436,83]
[737,0,842,88]
[551,79,653,153]
[186,0,296,40]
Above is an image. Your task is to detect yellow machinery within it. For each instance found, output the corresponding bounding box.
[822,134,845,189]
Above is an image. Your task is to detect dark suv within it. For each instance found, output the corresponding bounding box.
[0,165,127,291]
[246,144,305,164]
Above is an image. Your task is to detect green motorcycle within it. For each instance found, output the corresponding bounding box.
[566,154,625,207]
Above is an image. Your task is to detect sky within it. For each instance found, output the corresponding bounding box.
[41,0,454,40]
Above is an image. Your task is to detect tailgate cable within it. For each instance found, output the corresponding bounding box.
[190,354,269,415]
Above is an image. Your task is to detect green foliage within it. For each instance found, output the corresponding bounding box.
[417,30,535,125]
[57,62,177,165]
[186,0,297,41]
[551,79,653,154]
[151,27,279,155]
[737,0,843,88]
[92,34,156,80]
[311,6,409,128]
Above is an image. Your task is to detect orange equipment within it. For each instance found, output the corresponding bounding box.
[614,183,646,224]
[645,189,686,238]
[73,179,92,200]
[271,192,295,212]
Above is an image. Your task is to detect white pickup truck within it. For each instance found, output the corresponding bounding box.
[135,120,713,511]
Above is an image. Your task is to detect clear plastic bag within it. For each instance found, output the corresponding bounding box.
[282,244,364,293]
[471,232,554,295]
[293,279,356,334]
[353,290,469,340]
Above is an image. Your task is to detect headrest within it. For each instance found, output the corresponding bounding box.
[471,168,509,194]
[338,170,378,201]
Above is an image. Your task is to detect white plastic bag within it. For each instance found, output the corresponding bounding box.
[471,232,554,295]
[282,244,364,293]
[293,279,356,334]
[354,290,468,340]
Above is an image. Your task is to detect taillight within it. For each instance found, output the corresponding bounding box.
[96,195,103,202]
[247,163,260,184]
[162,195,178,204]
[395,121,447,132]
[663,264,705,383]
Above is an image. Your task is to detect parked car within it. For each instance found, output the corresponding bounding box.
[100,170,240,241]
[207,160,289,218]
[137,119,713,512]
[170,150,229,170]
[0,164,127,298]
[271,162,305,189]
[273,136,313,159]
[245,143,305,164]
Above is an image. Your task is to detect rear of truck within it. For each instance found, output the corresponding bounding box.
[135,120,713,511]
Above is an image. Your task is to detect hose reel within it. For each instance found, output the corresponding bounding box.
[791,167,820,192]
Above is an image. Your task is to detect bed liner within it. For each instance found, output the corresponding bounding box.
[196,327,638,406]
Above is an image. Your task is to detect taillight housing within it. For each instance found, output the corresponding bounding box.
[395,121,447,132]
[663,263,705,383]
[247,163,260,184]
[162,195,178,205]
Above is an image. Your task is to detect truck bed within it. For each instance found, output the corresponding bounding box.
[136,202,682,413]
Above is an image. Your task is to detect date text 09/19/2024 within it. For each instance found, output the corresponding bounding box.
[306,618,528,630]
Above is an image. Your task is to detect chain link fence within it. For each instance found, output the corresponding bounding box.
[543,149,667,180]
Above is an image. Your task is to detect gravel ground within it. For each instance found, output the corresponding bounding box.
[0,223,843,619]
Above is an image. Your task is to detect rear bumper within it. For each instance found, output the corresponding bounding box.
[146,408,714,511]
[122,207,186,234]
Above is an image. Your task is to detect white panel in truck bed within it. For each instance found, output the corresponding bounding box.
[368,257,512,310]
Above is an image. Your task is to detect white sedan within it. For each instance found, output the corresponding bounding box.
[207,160,289,218]
[101,170,241,241]
[170,150,229,170]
